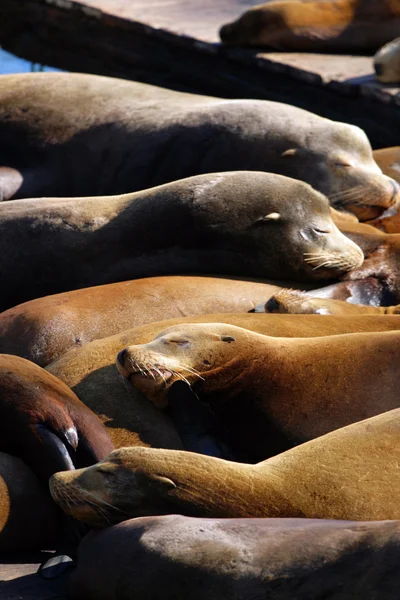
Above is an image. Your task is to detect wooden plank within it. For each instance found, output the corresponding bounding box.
[0,0,399,146]
[0,553,68,600]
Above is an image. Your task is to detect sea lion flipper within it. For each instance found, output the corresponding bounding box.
[35,423,76,472]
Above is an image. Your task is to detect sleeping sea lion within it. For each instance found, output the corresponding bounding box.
[49,408,400,524]
[69,515,400,600]
[0,171,363,311]
[0,72,397,221]
[220,0,400,54]
[116,323,400,460]
[46,312,400,450]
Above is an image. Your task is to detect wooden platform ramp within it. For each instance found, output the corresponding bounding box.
[0,0,400,146]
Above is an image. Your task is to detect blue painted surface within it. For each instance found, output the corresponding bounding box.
[0,48,62,74]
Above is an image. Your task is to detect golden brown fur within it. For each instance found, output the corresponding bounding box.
[50,408,400,525]
[47,313,400,452]
[368,147,400,232]
[117,323,400,459]
[220,0,400,53]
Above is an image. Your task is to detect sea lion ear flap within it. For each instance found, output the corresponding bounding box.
[147,473,177,491]
[281,148,298,157]
[255,212,281,224]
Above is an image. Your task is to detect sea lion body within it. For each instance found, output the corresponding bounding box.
[47,313,400,450]
[50,408,400,524]
[0,171,363,311]
[220,0,400,53]
[0,452,60,552]
[117,323,400,460]
[263,288,400,314]
[374,37,400,83]
[0,354,113,483]
[0,72,397,221]
[69,515,400,600]
[0,275,387,368]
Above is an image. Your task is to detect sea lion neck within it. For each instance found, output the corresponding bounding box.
[128,448,298,519]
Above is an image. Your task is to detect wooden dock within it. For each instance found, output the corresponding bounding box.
[0,0,400,146]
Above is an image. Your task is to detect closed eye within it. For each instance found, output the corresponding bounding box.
[167,339,191,347]
[334,162,352,168]
[313,227,330,236]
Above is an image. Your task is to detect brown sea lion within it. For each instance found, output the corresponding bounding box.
[0,171,364,312]
[69,515,400,600]
[0,275,388,368]
[374,37,400,83]
[367,147,400,232]
[0,354,114,483]
[0,276,283,368]
[262,288,400,314]
[46,312,400,450]
[0,72,397,221]
[116,323,400,460]
[0,452,60,552]
[49,408,400,524]
[219,0,400,54]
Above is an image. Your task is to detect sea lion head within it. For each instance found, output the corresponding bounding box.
[374,37,400,84]
[49,447,178,528]
[264,289,334,315]
[116,323,261,408]
[276,126,400,223]
[220,3,287,48]
[196,172,363,281]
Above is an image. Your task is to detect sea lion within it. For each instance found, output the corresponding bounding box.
[0,452,60,552]
[46,313,400,450]
[261,288,400,314]
[0,276,284,368]
[69,515,400,600]
[0,275,387,368]
[0,72,397,221]
[374,37,400,83]
[219,0,400,54]
[0,354,114,483]
[0,171,364,311]
[49,407,400,524]
[367,147,400,232]
[116,323,400,460]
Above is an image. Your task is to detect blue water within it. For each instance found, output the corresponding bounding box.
[0,48,62,74]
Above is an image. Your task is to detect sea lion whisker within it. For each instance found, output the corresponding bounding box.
[177,364,205,381]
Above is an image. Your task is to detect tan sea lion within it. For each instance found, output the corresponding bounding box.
[374,37,400,83]
[46,312,400,450]
[0,275,388,368]
[0,171,364,312]
[0,72,397,221]
[0,354,114,483]
[219,0,400,54]
[50,408,400,524]
[116,323,400,460]
[69,515,400,600]
[0,452,60,552]
[0,276,284,367]
[260,288,400,314]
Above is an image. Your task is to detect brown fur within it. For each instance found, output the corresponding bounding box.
[220,0,400,53]
[50,408,400,525]
[117,323,400,460]
[47,313,400,451]
[0,354,113,483]
[69,515,400,600]
[0,171,364,312]
[264,288,400,314]
[0,452,60,552]
[0,73,397,222]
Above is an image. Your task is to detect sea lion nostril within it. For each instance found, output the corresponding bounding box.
[117,349,127,365]
[265,297,281,313]
[374,63,384,77]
